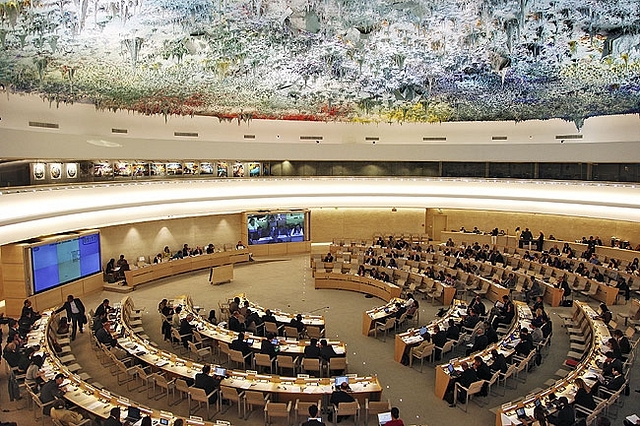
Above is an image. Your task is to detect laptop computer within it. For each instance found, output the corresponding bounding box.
[447,364,460,378]
[125,407,141,423]
[420,326,427,335]
[335,376,349,387]
[213,367,227,377]
[245,338,254,345]
[516,407,531,421]
[378,412,392,426]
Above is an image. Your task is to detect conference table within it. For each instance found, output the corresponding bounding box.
[496,301,612,426]
[433,301,532,399]
[314,271,402,301]
[174,295,342,357]
[118,296,382,405]
[123,249,249,288]
[393,300,467,363]
[32,309,218,426]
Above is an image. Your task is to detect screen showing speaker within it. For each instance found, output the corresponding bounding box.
[247,212,305,245]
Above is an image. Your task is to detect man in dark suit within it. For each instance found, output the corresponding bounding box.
[39,374,65,415]
[304,338,322,359]
[329,382,355,422]
[302,404,325,426]
[445,361,478,406]
[179,314,194,348]
[432,326,448,361]
[466,327,488,356]
[193,365,220,403]
[488,349,508,374]
[95,321,117,347]
[228,310,244,333]
[104,407,122,426]
[319,339,337,362]
[514,328,534,356]
[54,295,86,340]
[260,333,278,360]
[230,332,251,357]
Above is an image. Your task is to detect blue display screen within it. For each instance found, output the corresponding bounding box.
[31,233,101,293]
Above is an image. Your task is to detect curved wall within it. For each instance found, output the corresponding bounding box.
[1,178,640,246]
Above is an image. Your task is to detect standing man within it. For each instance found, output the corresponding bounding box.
[55,295,86,341]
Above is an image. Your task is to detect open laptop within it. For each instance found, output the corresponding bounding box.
[419,326,427,335]
[213,367,227,377]
[516,407,532,422]
[447,364,461,378]
[125,407,142,424]
[378,412,392,426]
[334,376,349,387]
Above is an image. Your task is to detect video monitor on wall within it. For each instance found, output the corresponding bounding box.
[247,211,306,245]
[30,232,102,294]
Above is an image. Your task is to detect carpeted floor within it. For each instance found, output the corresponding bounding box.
[1,254,639,426]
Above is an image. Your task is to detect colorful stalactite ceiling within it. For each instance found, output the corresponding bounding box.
[0,0,639,126]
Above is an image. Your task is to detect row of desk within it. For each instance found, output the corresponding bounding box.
[314,271,402,302]
[219,293,326,328]
[119,296,383,405]
[393,300,467,363]
[123,249,249,287]
[496,301,611,426]
[174,295,340,357]
[33,309,214,426]
[433,301,533,400]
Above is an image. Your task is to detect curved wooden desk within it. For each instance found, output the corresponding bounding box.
[314,271,401,302]
[35,309,203,426]
[434,301,533,399]
[174,295,342,357]
[220,294,326,328]
[119,296,382,404]
[124,249,249,288]
[362,297,408,336]
[393,300,466,363]
[496,301,611,426]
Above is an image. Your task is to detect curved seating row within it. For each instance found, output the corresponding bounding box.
[434,301,533,400]
[118,296,383,410]
[33,307,221,426]
[496,301,621,426]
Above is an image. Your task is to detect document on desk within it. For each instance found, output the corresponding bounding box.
[86,400,106,411]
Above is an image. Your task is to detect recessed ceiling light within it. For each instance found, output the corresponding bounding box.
[86,139,122,148]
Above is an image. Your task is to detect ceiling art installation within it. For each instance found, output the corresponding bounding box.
[0,0,639,125]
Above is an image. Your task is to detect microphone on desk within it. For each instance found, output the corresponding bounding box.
[308,306,330,313]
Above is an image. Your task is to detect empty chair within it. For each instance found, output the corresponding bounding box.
[265,401,292,426]
[219,385,245,418]
[372,317,396,341]
[302,357,323,377]
[243,390,269,420]
[333,401,360,426]
[254,352,275,374]
[328,357,348,376]
[188,386,218,420]
[229,349,252,369]
[276,355,298,376]
[150,373,175,404]
[453,380,485,412]
[364,399,390,426]
[173,378,191,405]
[284,326,300,339]
[410,341,434,372]
[188,340,213,363]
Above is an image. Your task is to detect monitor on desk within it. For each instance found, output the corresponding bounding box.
[213,367,227,377]
[335,376,349,387]
[378,412,392,426]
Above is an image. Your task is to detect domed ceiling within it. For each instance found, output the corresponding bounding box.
[0,0,639,125]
